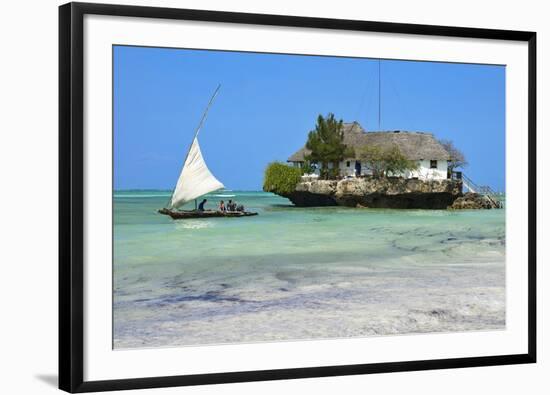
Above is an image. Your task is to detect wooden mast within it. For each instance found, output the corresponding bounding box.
[164,84,222,209]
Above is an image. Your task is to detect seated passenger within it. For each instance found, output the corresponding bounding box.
[198,198,207,211]
[218,200,226,212]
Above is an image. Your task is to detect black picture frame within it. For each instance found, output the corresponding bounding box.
[59,2,537,393]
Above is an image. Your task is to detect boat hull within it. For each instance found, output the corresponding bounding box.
[158,208,258,219]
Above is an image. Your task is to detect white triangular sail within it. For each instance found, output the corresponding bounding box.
[169,137,224,209]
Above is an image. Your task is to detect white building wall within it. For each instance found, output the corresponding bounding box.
[294,159,448,180]
[334,159,448,180]
[406,160,448,180]
[339,160,356,177]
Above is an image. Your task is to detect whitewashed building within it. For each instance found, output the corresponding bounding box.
[287,122,451,180]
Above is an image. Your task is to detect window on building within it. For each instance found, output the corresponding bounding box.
[346,161,350,167]
[430,160,437,169]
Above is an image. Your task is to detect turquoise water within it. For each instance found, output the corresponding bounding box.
[113,190,505,348]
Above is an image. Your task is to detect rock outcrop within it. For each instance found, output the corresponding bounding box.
[278,178,463,209]
[448,192,500,209]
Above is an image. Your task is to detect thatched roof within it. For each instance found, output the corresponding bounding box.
[287,122,450,162]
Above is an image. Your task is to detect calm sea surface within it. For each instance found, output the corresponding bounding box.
[113,190,505,348]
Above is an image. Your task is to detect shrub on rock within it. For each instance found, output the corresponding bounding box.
[263,162,303,195]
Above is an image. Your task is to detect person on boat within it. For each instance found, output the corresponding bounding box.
[227,200,236,211]
[218,200,226,212]
[198,199,207,211]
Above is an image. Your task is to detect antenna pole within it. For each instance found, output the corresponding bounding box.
[378,59,381,130]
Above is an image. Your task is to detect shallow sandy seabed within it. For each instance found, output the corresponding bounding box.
[114,260,504,348]
[113,192,506,349]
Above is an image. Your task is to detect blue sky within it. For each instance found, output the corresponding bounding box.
[114,46,505,191]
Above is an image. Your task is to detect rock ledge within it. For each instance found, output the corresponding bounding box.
[278,178,464,209]
[448,192,501,210]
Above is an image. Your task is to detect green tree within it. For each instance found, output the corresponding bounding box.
[301,160,315,175]
[304,113,353,179]
[359,145,386,178]
[383,145,419,176]
[359,144,418,178]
